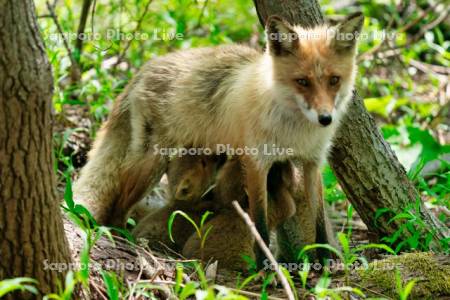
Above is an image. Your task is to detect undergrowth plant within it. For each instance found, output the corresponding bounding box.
[298,232,395,286]
[0,278,38,298]
[375,197,449,253]
[168,210,214,262]
[395,269,417,300]
[173,262,248,300]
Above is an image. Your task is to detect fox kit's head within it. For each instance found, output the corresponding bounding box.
[167,154,226,202]
[265,13,364,127]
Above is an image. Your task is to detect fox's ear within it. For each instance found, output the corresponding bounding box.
[332,12,364,52]
[265,15,298,56]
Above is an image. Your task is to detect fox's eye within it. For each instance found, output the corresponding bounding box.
[296,78,310,87]
[330,76,340,86]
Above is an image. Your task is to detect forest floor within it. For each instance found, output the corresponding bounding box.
[56,108,449,299]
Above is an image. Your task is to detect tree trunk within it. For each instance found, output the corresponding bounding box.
[253,0,449,256]
[0,0,72,298]
[329,92,448,244]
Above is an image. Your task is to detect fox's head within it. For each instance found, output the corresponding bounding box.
[265,13,364,127]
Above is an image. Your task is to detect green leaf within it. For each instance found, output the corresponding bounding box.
[194,262,208,290]
[79,242,91,286]
[101,271,119,300]
[240,255,257,276]
[64,173,74,210]
[168,210,200,243]
[94,226,115,245]
[110,226,134,243]
[364,96,393,117]
[236,272,259,290]
[200,225,213,250]
[374,207,392,227]
[0,278,38,297]
[387,212,414,224]
[281,266,298,300]
[200,211,213,228]
[174,263,184,295]
[333,286,365,297]
[298,257,310,289]
[338,232,351,260]
[298,244,344,263]
[179,282,198,300]
[402,279,417,300]
[353,243,396,255]
[127,217,137,227]
[61,271,77,300]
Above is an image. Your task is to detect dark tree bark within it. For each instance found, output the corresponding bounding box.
[0,0,72,298]
[71,0,93,82]
[253,0,449,257]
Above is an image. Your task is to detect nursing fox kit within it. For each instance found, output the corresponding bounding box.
[74,13,364,267]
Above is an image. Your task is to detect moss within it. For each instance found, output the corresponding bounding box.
[358,252,450,299]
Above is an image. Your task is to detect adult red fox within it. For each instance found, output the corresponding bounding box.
[74,13,363,268]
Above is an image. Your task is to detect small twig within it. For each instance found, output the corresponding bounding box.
[232,201,296,300]
[396,2,439,33]
[90,279,109,300]
[228,287,287,300]
[90,0,97,37]
[359,2,448,63]
[409,59,450,75]
[195,0,209,28]
[415,8,448,40]
[113,0,153,70]
[45,1,76,67]
[37,14,52,18]
[352,282,394,300]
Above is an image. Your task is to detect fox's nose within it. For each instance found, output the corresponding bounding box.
[318,114,332,126]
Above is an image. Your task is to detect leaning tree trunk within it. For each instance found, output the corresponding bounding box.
[0,0,72,298]
[253,0,449,256]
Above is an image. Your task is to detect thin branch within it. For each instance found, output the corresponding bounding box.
[113,0,153,70]
[195,0,209,28]
[90,280,109,300]
[414,8,448,39]
[396,2,439,33]
[232,201,296,300]
[45,1,76,67]
[90,0,97,37]
[358,2,448,63]
[74,0,93,62]
[409,59,450,75]
[37,14,52,18]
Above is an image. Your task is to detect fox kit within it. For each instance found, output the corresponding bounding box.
[132,154,224,250]
[182,158,296,270]
[74,13,363,268]
[132,155,293,254]
[182,158,335,269]
[133,154,296,270]
[212,158,296,227]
